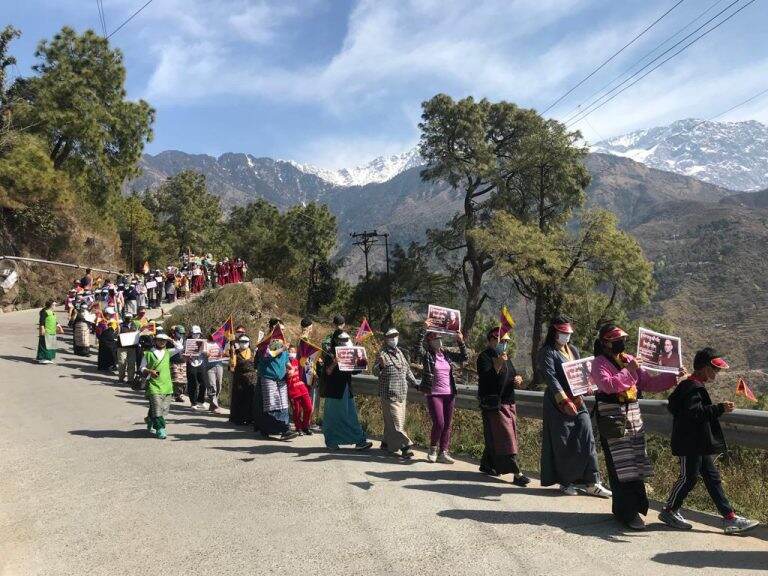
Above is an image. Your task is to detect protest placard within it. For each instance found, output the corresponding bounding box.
[145,280,157,289]
[637,327,682,373]
[426,304,462,335]
[184,338,205,357]
[118,331,140,347]
[206,341,224,361]
[335,346,368,372]
[562,356,595,397]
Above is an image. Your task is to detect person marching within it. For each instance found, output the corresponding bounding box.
[72,303,92,357]
[286,345,314,435]
[476,328,530,486]
[36,299,61,364]
[321,331,372,451]
[538,317,610,498]
[256,319,297,440]
[170,325,188,402]
[140,333,183,439]
[373,328,418,459]
[590,323,684,531]
[416,327,468,463]
[204,328,228,414]
[117,313,138,384]
[659,348,759,535]
[229,334,257,426]
[186,325,209,410]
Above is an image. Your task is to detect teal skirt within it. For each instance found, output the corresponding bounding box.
[36,334,56,361]
[323,385,366,448]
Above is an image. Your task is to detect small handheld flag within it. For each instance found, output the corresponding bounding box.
[257,324,286,357]
[355,317,373,343]
[498,306,515,339]
[736,378,758,403]
[211,315,235,349]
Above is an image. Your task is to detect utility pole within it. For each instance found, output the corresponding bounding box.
[349,229,393,328]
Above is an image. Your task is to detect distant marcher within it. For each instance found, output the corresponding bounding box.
[204,329,227,413]
[36,299,61,364]
[321,331,372,451]
[97,320,120,372]
[477,328,530,486]
[256,323,297,440]
[170,325,187,402]
[538,317,611,498]
[286,345,314,435]
[416,327,468,463]
[230,335,257,426]
[117,313,138,384]
[373,328,417,458]
[590,324,683,531]
[659,348,759,535]
[72,304,92,357]
[141,333,183,439]
[186,325,209,409]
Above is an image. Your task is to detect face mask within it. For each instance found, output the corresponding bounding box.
[495,342,508,353]
[429,339,442,351]
[386,337,399,348]
[288,353,297,360]
[340,340,352,348]
[239,342,250,350]
[556,333,571,345]
[612,340,626,354]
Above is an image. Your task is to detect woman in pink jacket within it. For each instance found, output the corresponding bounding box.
[590,324,685,531]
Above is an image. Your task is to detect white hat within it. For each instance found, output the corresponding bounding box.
[237,335,250,343]
[124,312,134,318]
[104,307,115,315]
[337,331,351,341]
[385,328,399,337]
[191,325,202,334]
[154,333,172,342]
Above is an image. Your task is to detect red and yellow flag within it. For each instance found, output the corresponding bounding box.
[257,324,286,357]
[498,306,515,339]
[736,378,758,403]
[355,317,373,343]
[211,315,234,349]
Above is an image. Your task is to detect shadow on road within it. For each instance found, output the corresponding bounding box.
[213,443,409,465]
[0,354,40,365]
[366,469,511,485]
[651,550,768,570]
[69,428,149,439]
[438,509,631,543]
[401,482,556,501]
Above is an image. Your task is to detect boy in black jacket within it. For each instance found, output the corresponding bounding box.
[659,348,759,535]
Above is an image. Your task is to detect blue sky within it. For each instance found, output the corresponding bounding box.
[7,0,768,168]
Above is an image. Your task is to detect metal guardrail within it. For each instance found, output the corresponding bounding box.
[0,256,121,275]
[351,374,768,450]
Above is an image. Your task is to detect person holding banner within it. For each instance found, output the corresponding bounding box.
[373,328,418,458]
[321,331,372,451]
[256,321,298,440]
[477,328,530,485]
[416,327,468,463]
[590,323,684,531]
[186,325,209,410]
[537,317,610,498]
[117,313,138,384]
[204,329,228,413]
[660,348,759,535]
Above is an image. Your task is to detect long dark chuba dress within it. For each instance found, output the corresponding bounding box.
[477,348,520,475]
[537,344,600,487]
[97,326,119,371]
[229,350,256,426]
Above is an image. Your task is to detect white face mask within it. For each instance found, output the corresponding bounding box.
[238,342,250,350]
[556,332,571,345]
[288,353,297,360]
[386,337,399,348]
[339,340,352,348]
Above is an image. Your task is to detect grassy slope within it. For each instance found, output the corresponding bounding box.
[169,282,767,523]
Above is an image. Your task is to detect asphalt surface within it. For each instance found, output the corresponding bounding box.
[1,306,767,576]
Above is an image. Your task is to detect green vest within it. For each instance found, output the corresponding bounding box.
[143,349,173,397]
[44,309,58,335]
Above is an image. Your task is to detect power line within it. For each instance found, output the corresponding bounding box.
[695,86,768,128]
[106,0,155,40]
[560,0,727,125]
[566,0,756,128]
[542,0,686,115]
[96,0,107,36]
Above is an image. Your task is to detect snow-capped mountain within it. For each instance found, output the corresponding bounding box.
[287,148,423,187]
[592,119,768,191]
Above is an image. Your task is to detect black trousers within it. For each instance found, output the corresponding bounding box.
[665,454,734,517]
[187,364,209,405]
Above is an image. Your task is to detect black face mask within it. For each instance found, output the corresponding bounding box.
[611,340,626,354]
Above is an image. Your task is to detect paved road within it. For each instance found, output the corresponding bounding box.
[1,307,766,576]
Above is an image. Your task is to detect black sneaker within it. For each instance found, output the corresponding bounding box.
[400,447,415,459]
[355,441,373,451]
[480,466,500,477]
[512,475,531,487]
[280,431,299,440]
[302,428,313,436]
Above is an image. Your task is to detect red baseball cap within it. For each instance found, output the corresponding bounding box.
[602,327,628,341]
[553,322,574,334]
[711,357,730,370]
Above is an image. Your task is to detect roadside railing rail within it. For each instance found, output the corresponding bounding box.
[0,255,121,275]
[351,374,768,450]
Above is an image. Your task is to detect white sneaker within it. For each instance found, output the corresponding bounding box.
[437,451,455,464]
[192,404,206,411]
[584,482,612,499]
[427,447,438,463]
[560,484,578,496]
[724,516,760,535]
